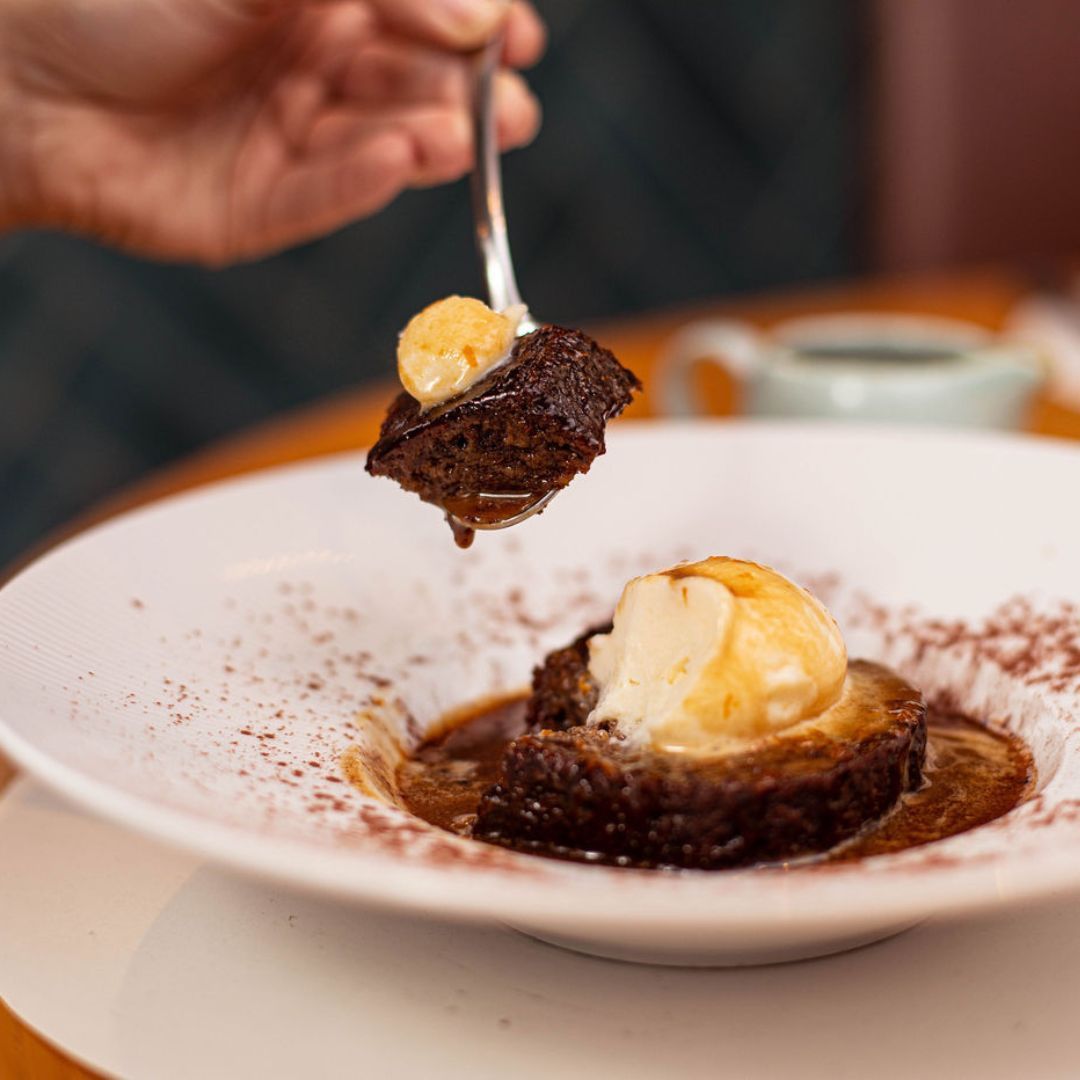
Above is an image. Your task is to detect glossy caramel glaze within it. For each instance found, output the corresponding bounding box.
[396,695,1034,867]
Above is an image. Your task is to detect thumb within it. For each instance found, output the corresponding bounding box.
[364,0,512,50]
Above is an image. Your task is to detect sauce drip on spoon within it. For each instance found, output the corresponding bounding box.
[443,491,555,548]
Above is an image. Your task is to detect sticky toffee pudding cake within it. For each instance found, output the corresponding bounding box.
[365,296,640,547]
[396,558,1034,870]
[472,663,926,870]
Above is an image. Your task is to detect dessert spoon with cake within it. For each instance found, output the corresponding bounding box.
[366,36,642,546]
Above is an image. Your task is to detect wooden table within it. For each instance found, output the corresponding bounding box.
[4,265,1080,1078]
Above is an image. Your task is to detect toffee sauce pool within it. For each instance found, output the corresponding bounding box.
[396,696,1034,866]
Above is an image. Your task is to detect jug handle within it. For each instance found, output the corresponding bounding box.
[655,319,764,416]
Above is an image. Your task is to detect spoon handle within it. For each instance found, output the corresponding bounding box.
[469,36,537,331]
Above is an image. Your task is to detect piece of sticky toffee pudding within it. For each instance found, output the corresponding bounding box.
[366,298,639,547]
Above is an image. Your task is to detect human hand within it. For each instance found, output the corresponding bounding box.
[0,0,544,264]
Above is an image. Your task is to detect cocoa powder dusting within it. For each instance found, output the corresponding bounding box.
[846,594,1080,698]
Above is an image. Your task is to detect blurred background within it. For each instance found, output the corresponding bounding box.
[3,0,1080,564]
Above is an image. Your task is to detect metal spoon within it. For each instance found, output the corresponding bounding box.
[443,34,554,541]
[469,35,539,336]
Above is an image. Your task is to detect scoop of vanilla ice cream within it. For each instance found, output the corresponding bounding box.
[397,296,525,409]
[587,557,847,752]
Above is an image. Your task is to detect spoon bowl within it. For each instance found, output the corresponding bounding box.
[446,490,558,530]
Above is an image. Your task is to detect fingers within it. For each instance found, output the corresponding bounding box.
[303,69,540,186]
[299,7,545,113]
[362,0,513,52]
[293,1,543,78]
[225,0,544,262]
[308,106,471,186]
[335,41,469,107]
[333,36,543,109]
[489,69,541,159]
[237,130,416,260]
[503,2,546,68]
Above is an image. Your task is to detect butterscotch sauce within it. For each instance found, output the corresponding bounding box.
[398,698,527,833]
[832,712,1032,860]
[442,492,552,549]
[445,513,476,549]
[396,695,1034,865]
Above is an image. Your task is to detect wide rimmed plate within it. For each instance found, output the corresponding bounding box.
[2,421,1080,965]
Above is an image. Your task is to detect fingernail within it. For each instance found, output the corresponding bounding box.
[440,0,510,40]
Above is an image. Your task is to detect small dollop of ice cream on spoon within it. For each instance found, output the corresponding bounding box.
[397,295,527,410]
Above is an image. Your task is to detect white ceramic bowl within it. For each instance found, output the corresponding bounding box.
[2,422,1080,965]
